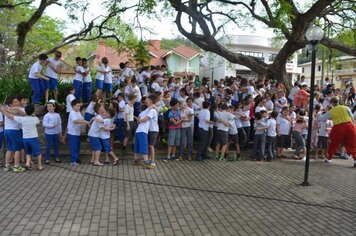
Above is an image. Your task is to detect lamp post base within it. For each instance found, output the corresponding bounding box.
[301,181,311,186]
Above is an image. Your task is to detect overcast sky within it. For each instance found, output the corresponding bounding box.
[41,0,275,40]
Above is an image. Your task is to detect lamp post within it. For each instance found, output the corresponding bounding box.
[302,24,324,186]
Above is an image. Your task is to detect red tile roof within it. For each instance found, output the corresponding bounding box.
[172,45,200,59]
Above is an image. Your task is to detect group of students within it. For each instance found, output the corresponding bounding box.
[2,54,354,173]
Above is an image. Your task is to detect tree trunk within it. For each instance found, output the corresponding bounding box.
[266,64,291,91]
[15,22,28,61]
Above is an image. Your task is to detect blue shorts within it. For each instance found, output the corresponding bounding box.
[0,131,3,149]
[23,138,41,156]
[4,130,23,151]
[96,80,104,90]
[41,79,49,90]
[103,83,112,92]
[134,132,148,155]
[48,77,58,90]
[84,113,95,122]
[100,138,111,153]
[89,136,102,151]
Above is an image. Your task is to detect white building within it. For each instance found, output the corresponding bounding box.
[200,35,301,82]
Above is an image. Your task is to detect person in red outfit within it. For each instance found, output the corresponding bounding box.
[293,85,310,109]
[318,97,356,167]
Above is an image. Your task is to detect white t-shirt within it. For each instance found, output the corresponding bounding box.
[14,116,40,139]
[45,58,61,79]
[43,112,62,135]
[0,112,3,132]
[198,109,210,131]
[228,117,238,135]
[82,67,92,83]
[240,110,250,127]
[255,106,267,113]
[117,100,126,119]
[318,120,333,137]
[265,100,274,112]
[136,108,156,134]
[29,61,42,79]
[125,85,141,103]
[104,72,113,84]
[194,97,205,110]
[149,108,159,132]
[276,115,291,135]
[73,65,83,81]
[96,64,111,81]
[124,104,134,122]
[217,111,234,132]
[4,108,21,130]
[85,102,95,115]
[266,118,277,137]
[181,107,194,128]
[288,86,299,100]
[88,114,103,138]
[120,68,133,82]
[67,111,83,136]
[234,113,242,129]
[151,82,162,92]
[100,118,112,139]
[66,94,76,113]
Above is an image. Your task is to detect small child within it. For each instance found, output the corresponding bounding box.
[291,113,308,160]
[178,101,193,161]
[215,103,234,161]
[67,100,90,165]
[240,101,251,149]
[227,105,240,161]
[100,109,120,165]
[123,94,137,152]
[73,57,83,100]
[165,99,182,162]
[266,111,278,161]
[84,96,97,123]
[43,101,62,164]
[9,104,43,170]
[115,93,126,143]
[82,58,92,103]
[88,103,105,166]
[147,95,159,168]
[196,101,214,161]
[253,112,268,161]
[276,106,291,158]
[315,113,333,159]
[133,95,157,168]
[66,86,76,115]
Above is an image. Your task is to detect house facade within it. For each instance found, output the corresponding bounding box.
[90,40,201,78]
[299,56,356,88]
[200,35,301,82]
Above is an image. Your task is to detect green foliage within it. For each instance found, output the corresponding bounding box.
[0,3,64,59]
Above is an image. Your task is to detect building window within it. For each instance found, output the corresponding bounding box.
[318,65,322,71]
[268,54,277,62]
[238,51,264,61]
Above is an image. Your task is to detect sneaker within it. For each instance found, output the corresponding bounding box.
[4,166,12,172]
[77,159,82,164]
[45,160,50,165]
[71,162,79,166]
[215,155,219,161]
[232,155,237,161]
[55,159,62,163]
[25,165,31,171]
[133,159,140,165]
[188,157,192,161]
[13,166,25,173]
[207,148,213,152]
[178,156,184,161]
[324,159,332,163]
[143,161,152,169]
[163,157,170,163]
[150,161,156,167]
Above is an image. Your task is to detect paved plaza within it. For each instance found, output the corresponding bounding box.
[0,154,355,236]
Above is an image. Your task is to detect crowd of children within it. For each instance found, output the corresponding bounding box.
[0,54,355,172]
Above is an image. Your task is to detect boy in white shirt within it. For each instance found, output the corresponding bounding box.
[28,53,49,104]
[133,95,157,168]
[266,111,278,161]
[6,104,43,171]
[178,101,194,161]
[147,95,159,168]
[196,101,214,161]
[73,57,83,100]
[227,106,240,161]
[95,57,111,98]
[215,103,234,161]
[100,109,119,165]
[115,93,126,143]
[81,58,92,104]
[45,50,62,102]
[123,94,137,152]
[276,107,291,158]
[67,100,90,165]
[315,115,333,159]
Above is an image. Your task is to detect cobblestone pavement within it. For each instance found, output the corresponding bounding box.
[0,155,355,236]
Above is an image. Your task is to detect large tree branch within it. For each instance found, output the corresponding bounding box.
[302,0,333,24]
[320,37,356,56]
[0,0,34,9]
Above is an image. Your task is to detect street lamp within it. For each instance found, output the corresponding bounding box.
[302,24,324,186]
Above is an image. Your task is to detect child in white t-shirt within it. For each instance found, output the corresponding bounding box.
[315,113,333,159]
[100,109,119,165]
[67,100,90,165]
[7,104,43,171]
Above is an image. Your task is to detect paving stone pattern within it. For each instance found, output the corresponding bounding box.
[0,156,355,236]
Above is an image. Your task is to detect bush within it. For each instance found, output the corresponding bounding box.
[0,76,76,105]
